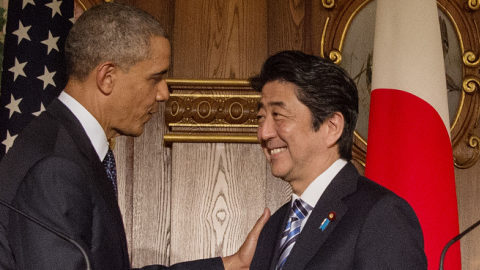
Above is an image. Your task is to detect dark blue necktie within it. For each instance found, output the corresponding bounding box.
[102,148,117,198]
[276,198,313,270]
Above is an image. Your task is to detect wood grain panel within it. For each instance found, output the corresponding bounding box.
[173,0,267,78]
[113,135,134,261]
[117,0,175,39]
[265,164,292,214]
[170,143,266,263]
[130,108,172,268]
[267,0,306,53]
[170,1,271,263]
[455,162,480,270]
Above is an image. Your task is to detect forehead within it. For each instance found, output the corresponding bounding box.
[149,36,171,60]
[259,80,301,108]
[136,36,171,72]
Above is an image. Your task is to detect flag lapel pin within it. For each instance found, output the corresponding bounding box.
[319,211,336,231]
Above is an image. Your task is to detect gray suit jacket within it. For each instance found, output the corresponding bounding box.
[0,99,223,270]
[250,162,427,270]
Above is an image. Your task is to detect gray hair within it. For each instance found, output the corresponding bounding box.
[65,2,165,81]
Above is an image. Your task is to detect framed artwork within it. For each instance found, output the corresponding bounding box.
[321,0,480,167]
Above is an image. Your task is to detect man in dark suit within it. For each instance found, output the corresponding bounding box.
[249,50,427,270]
[0,3,268,270]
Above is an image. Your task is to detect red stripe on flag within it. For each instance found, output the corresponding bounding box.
[365,88,460,269]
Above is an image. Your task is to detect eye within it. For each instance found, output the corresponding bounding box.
[272,111,284,119]
[153,76,164,83]
[151,71,168,83]
[256,110,266,123]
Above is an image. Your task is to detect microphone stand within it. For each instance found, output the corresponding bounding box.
[439,218,480,270]
[0,199,91,270]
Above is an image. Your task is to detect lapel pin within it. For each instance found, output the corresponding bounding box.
[319,211,336,231]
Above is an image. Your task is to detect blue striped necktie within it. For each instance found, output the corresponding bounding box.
[102,148,117,198]
[276,198,313,270]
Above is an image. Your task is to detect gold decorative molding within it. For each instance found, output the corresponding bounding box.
[463,76,480,94]
[454,135,480,168]
[163,135,258,145]
[165,79,260,144]
[322,0,336,9]
[329,50,342,65]
[442,0,480,168]
[468,0,480,11]
[463,51,480,67]
[320,17,330,59]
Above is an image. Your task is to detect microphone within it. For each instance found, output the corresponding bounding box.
[439,218,480,270]
[0,199,91,270]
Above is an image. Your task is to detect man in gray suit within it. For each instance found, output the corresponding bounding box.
[249,50,426,270]
[0,2,268,269]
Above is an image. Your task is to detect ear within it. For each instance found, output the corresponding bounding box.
[325,112,345,147]
[95,62,116,95]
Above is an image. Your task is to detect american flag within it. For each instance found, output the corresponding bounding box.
[0,0,74,161]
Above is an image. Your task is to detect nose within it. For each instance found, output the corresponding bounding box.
[156,79,170,102]
[257,116,276,142]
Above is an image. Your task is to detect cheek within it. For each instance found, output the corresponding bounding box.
[276,122,293,139]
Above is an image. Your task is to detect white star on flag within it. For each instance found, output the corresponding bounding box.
[12,20,31,44]
[8,58,27,82]
[5,95,22,118]
[37,66,57,89]
[32,103,46,117]
[2,131,18,154]
[46,0,62,18]
[23,0,36,9]
[41,31,60,54]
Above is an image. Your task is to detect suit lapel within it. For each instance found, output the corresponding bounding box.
[282,163,359,270]
[47,99,128,253]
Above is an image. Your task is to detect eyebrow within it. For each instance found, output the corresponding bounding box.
[150,69,169,78]
[257,101,285,111]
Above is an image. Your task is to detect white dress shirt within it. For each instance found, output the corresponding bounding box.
[58,91,109,161]
[291,158,347,230]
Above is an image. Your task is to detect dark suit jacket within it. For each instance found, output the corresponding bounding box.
[250,162,427,270]
[0,99,223,270]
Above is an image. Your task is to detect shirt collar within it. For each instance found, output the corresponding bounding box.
[292,158,348,208]
[58,91,109,161]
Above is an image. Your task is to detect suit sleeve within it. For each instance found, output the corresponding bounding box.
[354,194,427,270]
[9,156,225,270]
[9,156,95,270]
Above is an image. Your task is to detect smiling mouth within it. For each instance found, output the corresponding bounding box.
[270,147,287,155]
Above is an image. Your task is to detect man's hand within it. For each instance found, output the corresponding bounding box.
[222,208,270,270]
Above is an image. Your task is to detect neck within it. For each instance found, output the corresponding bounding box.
[64,79,117,140]
[289,151,341,196]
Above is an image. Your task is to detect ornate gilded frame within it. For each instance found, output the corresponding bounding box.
[317,0,480,168]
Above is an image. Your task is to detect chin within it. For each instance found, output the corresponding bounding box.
[270,168,287,180]
[132,128,145,137]
[119,127,144,137]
